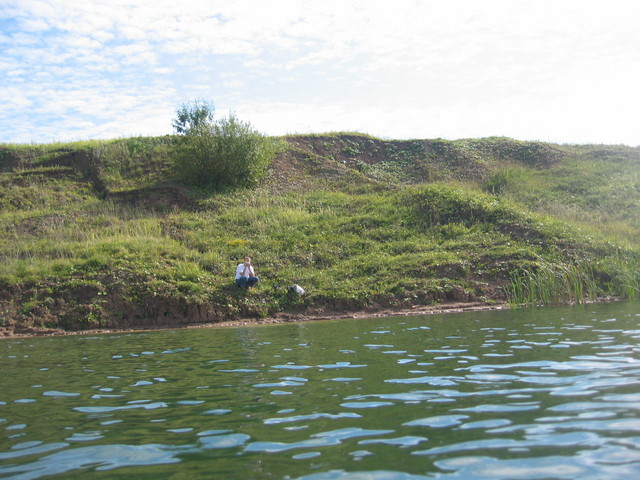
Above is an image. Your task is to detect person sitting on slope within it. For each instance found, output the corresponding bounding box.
[235,256,259,288]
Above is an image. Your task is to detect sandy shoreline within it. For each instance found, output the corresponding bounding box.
[1,301,509,339]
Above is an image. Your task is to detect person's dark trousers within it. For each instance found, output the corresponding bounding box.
[236,276,259,288]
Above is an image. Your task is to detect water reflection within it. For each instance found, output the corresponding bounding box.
[1,301,640,479]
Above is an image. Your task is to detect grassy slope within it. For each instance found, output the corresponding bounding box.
[1,134,639,334]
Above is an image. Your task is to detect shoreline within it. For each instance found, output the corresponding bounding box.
[1,301,509,339]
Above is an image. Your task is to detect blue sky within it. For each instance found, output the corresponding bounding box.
[2,0,639,145]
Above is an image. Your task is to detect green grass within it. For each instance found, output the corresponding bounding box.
[506,260,598,307]
[1,135,639,332]
[487,145,640,246]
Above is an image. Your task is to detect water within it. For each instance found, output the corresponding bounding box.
[2,301,640,479]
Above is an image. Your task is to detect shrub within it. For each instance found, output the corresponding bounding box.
[173,101,283,190]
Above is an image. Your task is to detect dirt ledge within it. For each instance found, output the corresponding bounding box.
[1,301,508,339]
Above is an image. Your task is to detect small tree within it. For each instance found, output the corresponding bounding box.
[172,101,282,190]
[172,99,215,135]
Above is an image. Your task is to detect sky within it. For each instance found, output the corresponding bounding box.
[1,0,640,146]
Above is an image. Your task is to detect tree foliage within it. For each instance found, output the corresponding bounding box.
[172,100,282,190]
[172,99,215,135]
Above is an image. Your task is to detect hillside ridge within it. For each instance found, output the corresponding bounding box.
[1,134,639,336]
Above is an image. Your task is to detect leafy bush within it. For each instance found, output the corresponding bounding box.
[173,101,283,190]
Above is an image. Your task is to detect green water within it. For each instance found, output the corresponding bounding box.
[2,302,640,479]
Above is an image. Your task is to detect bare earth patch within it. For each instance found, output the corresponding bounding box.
[1,301,507,339]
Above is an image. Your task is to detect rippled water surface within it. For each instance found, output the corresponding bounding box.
[2,301,640,479]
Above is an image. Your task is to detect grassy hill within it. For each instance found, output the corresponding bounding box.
[1,134,639,335]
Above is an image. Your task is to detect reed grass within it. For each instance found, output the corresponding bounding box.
[506,253,640,307]
[599,254,640,301]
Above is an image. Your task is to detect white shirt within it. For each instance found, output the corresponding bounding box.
[236,263,255,279]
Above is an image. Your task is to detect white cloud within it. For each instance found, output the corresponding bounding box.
[19,17,50,32]
[1,0,639,145]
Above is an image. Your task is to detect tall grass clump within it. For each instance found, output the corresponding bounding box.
[507,260,599,307]
[597,253,640,301]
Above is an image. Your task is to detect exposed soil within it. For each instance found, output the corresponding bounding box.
[0,301,508,339]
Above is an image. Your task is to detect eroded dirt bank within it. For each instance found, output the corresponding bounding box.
[1,301,508,339]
